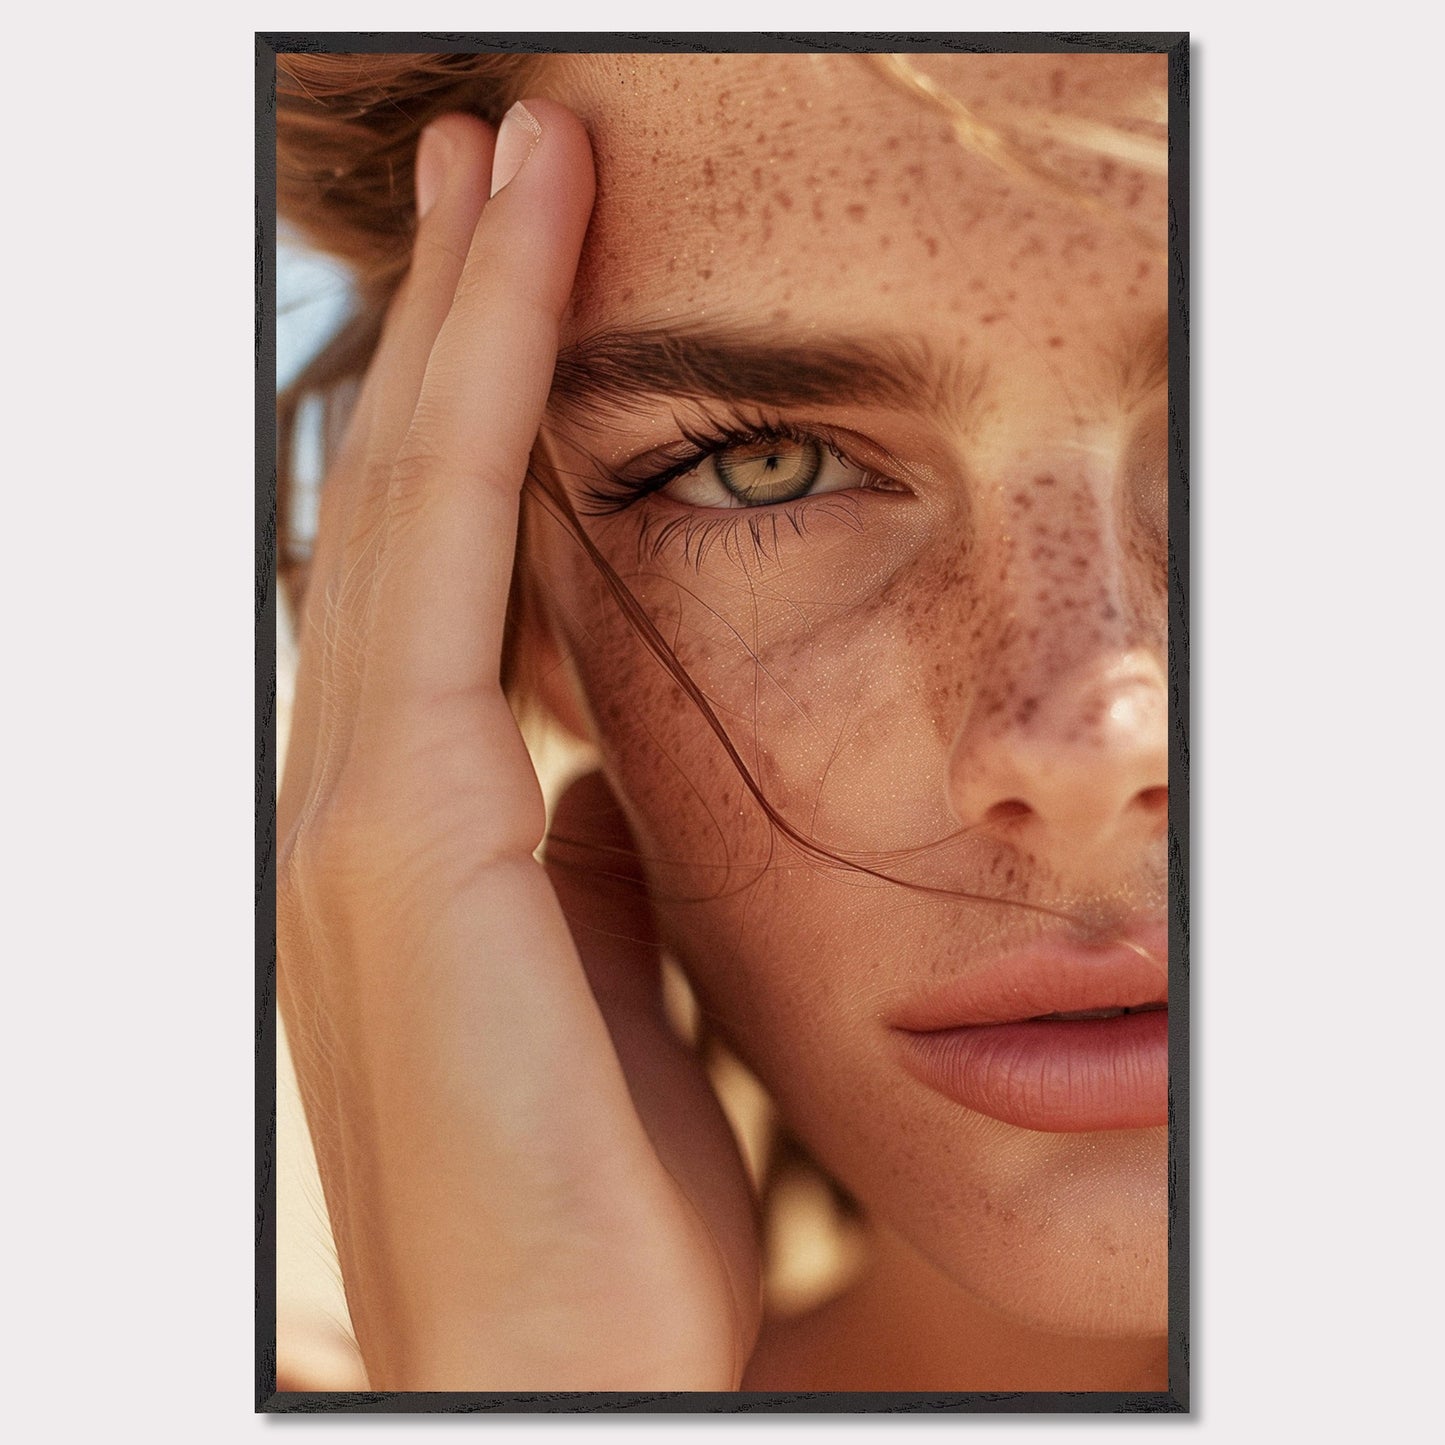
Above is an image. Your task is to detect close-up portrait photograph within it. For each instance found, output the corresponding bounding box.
[15,11,1445,1443]
[262,32,1187,1410]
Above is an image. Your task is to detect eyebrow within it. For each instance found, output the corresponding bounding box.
[549,325,988,427]
[549,316,1171,426]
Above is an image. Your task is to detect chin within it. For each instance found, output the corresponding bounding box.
[960,1229,1169,1340]
[898,1120,1171,1339]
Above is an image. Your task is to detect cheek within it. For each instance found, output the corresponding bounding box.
[532,513,771,887]
[544,514,989,873]
[529,507,997,1078]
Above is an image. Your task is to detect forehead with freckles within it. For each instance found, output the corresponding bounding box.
[540,51,1167,427]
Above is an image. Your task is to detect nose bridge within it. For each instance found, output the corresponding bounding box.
[982,453,1137,723]
[945,450,1167,850]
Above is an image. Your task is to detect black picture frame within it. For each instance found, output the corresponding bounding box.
[256,30,1190,1415]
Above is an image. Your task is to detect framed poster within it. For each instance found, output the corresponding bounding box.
[258,30,1189,1413]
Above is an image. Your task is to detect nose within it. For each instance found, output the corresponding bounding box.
[947,648,1168,857]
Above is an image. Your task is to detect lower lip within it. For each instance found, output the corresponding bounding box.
[895,1008,1168,1132]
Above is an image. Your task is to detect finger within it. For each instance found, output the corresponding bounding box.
[332,114,499,558]
[279,115,498,839]
[357,99,595,731]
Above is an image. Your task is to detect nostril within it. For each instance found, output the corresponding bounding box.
[983,799,1032,825]
[1138,786,1168,813]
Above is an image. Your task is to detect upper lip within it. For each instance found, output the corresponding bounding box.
[887,921,1169,1031]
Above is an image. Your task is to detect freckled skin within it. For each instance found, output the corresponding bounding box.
[529,54,1170,1348]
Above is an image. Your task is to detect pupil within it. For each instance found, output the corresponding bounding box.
[717,439,822,502]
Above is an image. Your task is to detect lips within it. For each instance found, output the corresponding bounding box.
[889,926,1169,1133]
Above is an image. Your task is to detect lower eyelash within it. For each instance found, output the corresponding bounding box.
[633,493,866,569]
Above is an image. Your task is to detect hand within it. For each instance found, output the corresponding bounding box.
[276,103,761,1391]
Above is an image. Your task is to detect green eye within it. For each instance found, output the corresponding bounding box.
[714,439,824,504]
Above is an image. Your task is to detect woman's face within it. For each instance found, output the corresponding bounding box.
[529,52,1170,1335]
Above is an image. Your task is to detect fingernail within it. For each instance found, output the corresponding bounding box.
[490,102,542,197]
[415,123,454,218]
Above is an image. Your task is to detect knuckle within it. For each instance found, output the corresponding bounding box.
[280,774,402,916]
[410,228,471,275]
[386,438,442,522]
[390,414,519,510]
[448,260,498,318]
